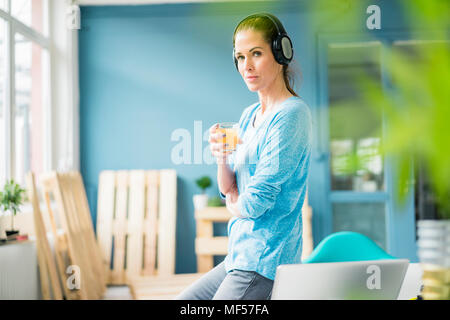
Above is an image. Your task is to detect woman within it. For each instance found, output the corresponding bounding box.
[176,12,312,300]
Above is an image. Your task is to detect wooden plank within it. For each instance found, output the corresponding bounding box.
[196,237,228,255]
[157,169,177,277]
[96,168,212,298]
[194,207,232,272]
[57,173,97,299]
[129,273,204,287]
[42,186,78,300]
[26,172,63,300]
[132,284,192,295]
[111,171,129,284]
[69,171,106,298]
[135,292,181,300]
[131,273,204,300]
[41,173,82,300]
[126,171,146,280]
[36,245,52,299]
[197,256,213,273]
[195,207,232,222]
[195,218,214,272]
[196,220,213,238]
[96,171,116,281]
[143,170,159,276]
[68,172,102,299]
[59,173,92,298]
[33,215,52,299]
[59,172,97,299]
[70,172,106,297]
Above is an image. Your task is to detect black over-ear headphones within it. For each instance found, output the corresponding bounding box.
[233,12,293,71]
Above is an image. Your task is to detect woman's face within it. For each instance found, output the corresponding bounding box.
[234,29,282,92]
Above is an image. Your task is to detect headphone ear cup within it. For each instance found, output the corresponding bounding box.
[274,35,293,65]
[273,37,280,50]
[281,36,293,61]
[272,36,285,65]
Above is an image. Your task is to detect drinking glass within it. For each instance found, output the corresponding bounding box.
[217,122,238,152]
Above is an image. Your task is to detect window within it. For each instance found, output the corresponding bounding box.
[0,1,50,187]
[328,42,384,192]
[11,0,47,35]
[0,19,5,185]
[326,41,387,249]
[14,33,49,184]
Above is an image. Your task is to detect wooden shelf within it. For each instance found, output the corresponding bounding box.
[194,206,232,222]
[195,236,228,255]
[194,206,232,273]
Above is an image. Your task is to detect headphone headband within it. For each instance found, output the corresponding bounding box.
[233,12,286,39]
[263,13,284,36]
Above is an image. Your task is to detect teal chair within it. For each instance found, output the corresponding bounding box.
[302,231,397,264]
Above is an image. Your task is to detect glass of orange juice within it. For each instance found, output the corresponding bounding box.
[218,122,238,152]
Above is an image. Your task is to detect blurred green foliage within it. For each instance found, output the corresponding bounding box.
[208,196,226,207]
[196,176,212,194]
[367,1,448,218]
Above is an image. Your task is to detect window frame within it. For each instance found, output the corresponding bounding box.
[0,0,51,186]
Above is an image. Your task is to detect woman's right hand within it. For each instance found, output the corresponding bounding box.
[208,123,241,165]
[208,123,230,165]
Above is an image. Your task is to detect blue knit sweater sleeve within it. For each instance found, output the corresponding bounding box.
[237,103,312,219]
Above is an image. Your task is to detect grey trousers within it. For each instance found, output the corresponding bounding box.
[174,261,274,300]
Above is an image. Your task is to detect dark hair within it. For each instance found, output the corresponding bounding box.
[232,14,301,97]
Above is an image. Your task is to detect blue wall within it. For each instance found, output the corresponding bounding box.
[79,0,422,273]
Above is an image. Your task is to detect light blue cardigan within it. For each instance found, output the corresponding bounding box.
[219,96,312,280]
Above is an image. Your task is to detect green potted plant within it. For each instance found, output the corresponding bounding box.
[193,176,212,211]
[0,180,27,241]
[207,196,226,207]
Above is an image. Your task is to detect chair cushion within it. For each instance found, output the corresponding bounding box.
[302,231,396,263]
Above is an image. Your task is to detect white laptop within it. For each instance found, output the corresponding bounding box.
[271,259,409,300]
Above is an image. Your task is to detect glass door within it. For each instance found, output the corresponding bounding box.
[315,34,432,261]
[315,33,445,262]
[326,41,388,250]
